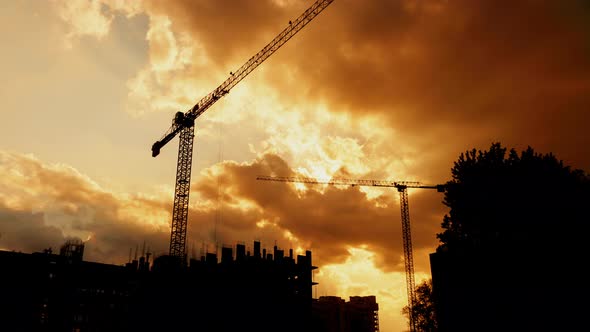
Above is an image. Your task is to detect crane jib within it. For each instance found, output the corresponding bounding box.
[151,0,335,156]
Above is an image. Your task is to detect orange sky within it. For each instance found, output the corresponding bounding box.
[2,1,590,330]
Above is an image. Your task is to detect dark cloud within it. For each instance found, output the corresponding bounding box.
[0,203,64,253]
[145,0,296,67]
[0,152,170,263]
[144,0,590,175]
[293,0,590,173]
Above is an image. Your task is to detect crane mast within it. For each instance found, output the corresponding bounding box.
[256,175,445,332]
[397,184,416,332]
[151,0,335,261]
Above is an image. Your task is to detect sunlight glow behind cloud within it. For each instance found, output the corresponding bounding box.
[316,246,431,332]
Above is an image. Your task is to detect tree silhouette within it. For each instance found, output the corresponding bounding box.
[438,142,589,255]
[432,143,590,331]
[403,279,438,332]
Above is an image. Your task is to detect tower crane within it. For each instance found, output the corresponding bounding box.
[150,0,335,262]
[256,175,445,332]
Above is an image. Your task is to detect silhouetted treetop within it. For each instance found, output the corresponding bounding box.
[437,142,589,256]
[403,279,437,332]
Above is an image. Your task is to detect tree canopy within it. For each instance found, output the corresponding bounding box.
[403,279,437,332]
[431,143,590,331]
[437,142,589,259]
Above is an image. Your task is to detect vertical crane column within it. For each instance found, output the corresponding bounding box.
[169,125,195,261]
[397,185,417,332]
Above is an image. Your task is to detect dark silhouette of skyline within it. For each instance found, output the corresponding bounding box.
[0,239,380,332]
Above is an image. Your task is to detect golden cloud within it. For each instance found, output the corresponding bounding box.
[0,150,447,273]
[112,0,590,172]
[52,0,114,48]
[0,151,170,262]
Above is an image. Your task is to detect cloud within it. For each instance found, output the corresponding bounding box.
[112,0,590,174]
[0,151,170,263]
[0,203,64,253]
[0,150,446,274]
[52,0,114,48]
[143,0,295,67]
[281,0,590,171]
[190,153,448,273]
[44,0,588,272]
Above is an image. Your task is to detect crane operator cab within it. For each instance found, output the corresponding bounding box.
[174,111,185,125]
[173,111,195,128]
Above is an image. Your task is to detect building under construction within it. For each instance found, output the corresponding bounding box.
[312,295,380,332]
[0,239,140,332]
[0,239,322,332]
[143,241,318,332]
